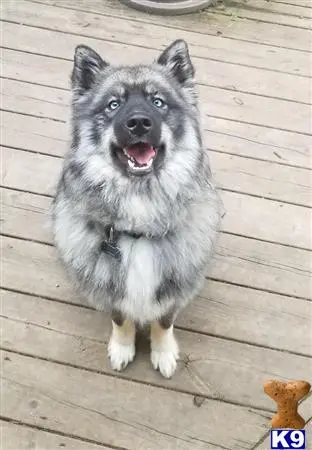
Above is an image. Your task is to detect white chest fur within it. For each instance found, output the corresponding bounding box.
[117,237,173,323]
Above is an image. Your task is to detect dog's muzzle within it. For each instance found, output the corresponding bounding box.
[112,102,163,175]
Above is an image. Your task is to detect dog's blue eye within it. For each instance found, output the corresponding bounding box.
[153,97,165,108]
[108,100,120,111]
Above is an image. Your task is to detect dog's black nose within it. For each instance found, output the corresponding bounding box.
[126,115,153,136]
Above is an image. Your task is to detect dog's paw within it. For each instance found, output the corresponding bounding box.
[151,333,179,378]
[151,349,179,378]
[108,339,135,371]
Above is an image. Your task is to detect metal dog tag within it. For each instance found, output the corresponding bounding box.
[101,225,121,261]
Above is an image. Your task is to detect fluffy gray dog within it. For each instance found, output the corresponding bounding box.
[52,40,221,378]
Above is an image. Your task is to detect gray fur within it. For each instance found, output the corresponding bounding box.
[52,40,222,325]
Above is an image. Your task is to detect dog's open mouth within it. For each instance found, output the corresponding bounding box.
[115,142,159,175]
[124,143,157,171]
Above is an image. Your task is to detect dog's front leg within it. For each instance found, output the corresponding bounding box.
[108,311,136,371]
[150,318,179,379]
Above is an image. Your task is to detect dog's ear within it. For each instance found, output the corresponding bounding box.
[71,45,108,95]
[157,40,194,86]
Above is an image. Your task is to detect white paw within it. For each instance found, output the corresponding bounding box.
[108,339,135,371]
[151,340,179,378]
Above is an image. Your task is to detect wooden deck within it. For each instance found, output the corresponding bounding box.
[1,0,312,448]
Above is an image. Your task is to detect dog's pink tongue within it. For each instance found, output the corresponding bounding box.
[126,144,156,165]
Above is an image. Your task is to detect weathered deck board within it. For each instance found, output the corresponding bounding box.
[270,0,311,7]
[10,0,310,51]
[2,15,311,78]
[2,73,310,135]
[3,110,311,169]
[1,148,60,197]
[3,42,311,104]
[0,349,271,450]
[2,289,311,411]
[1,78,68,122]
[203,117,312,169]
[1,111,67,157]
[221,191,311,248]
[220,0,311,17]
[212,0,312,28]
[182,281,312,356]
[1,421,110,450]
[212,234,311,299]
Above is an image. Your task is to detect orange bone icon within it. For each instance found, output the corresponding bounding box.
[264,380,311,429]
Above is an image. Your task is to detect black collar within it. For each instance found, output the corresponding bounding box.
[100,223,169,260]
[104,225,143,241]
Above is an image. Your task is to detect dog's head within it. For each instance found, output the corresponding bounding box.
[71,40,200,178]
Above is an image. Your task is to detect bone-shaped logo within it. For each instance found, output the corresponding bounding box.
[264,380,311,429]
